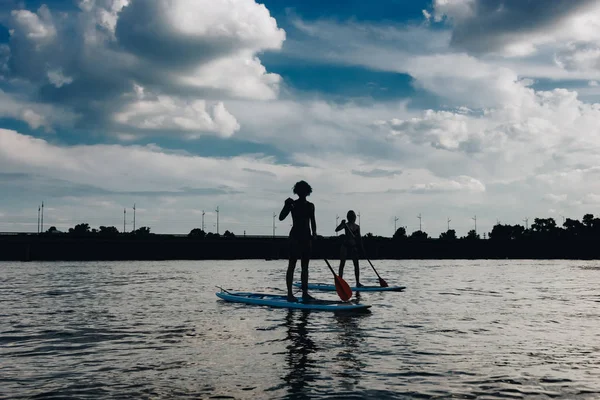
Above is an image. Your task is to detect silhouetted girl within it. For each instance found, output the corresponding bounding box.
[279,180,317,302]
[335,210,364,287]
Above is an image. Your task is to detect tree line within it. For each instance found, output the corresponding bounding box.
[42,223,152,236]
[39,214,599,241]
[389,214,600,241]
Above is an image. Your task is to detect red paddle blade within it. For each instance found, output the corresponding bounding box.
[335,276,353,301]
[379,277,389,287]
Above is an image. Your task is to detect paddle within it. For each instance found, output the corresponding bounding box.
[324,259,352,301]
[344,222,388,287]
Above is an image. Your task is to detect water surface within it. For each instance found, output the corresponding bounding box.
[2,260,600,399]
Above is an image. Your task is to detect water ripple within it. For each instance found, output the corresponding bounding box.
[2,260,600,399]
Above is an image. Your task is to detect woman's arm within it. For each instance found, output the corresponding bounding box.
[335,220,346,232]
[279,198,293,221]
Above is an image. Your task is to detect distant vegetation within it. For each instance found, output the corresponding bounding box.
[4,214,596,261]
[43,223,152,237]
[39,214,600,241]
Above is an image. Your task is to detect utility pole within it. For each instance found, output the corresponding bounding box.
[560,215,565,224]
[357,211,361,225]
[336,214,339,235]
[417,213,422,231]
[447,217,451,231]
[394,216,399,234]
[123,208,126,233]
[272,212,276,238]
[202,210,205,231]
[523,217,529,230]
[215,206,219,234]
[41,202,44,233]
[472,215,477,233]
[37,205,41,234]
[133,203,136,232]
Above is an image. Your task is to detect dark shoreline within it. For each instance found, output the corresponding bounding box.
[2,234,600,261]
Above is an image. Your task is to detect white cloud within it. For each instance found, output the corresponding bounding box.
[11,6,56,41]
[581,193,600,204]
[2,0,285,137]
[543,193,568,203]
[0,129,494,235]
[113,90,240,137]
[47,69,73,88]
[431,0,600,56]
[408,175,485,194]
[0,89,79,130]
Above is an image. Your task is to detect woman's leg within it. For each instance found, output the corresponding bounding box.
[338,245,347,277]
[287,239,300,301]
[300,241,313,300]
[286,258,298,301]
[352,257,362,287]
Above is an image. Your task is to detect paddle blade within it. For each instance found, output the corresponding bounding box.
[335,276,353,301]
[378,277,389,287]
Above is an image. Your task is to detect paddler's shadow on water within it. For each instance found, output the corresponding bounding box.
[282,310,317,399]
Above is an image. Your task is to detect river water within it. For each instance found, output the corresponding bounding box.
[2,260,600,399]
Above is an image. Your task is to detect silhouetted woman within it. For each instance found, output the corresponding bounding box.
[279,180,317,302]
[335,210,364,287]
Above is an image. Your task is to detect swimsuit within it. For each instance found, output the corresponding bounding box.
[289,200,313,259]
[341,223,360,259]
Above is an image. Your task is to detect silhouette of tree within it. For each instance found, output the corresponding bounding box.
[464,229,480,240]
[46,226,58,234]
[592,217,600,236]
[223,230,235,238]
[409,230,428,240]
[583,213,594,228]
[439,229,457,240]
[364,232,374,238]
[563,218,584,237]
[99,226,119,236]
[489,224,525,240]
[69,223,90,235]
[393,227,407,240]
[531,218,561,239]
[188,228,206,238]
[134,227,151,236]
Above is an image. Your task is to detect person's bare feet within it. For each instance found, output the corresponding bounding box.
[302,293,316,302]
[287,294,298,302]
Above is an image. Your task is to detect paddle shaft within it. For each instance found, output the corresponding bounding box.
[324,259,337,276]
[366,259,384,281]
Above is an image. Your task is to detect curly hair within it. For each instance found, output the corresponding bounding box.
[293,180,312,196]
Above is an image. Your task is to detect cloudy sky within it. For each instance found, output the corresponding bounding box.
[1,0,600,237]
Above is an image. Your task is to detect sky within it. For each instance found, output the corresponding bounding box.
[2,0,600,237]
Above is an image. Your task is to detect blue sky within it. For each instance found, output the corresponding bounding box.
[1,0,600,236]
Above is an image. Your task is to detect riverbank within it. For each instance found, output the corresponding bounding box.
[2,234,600,261]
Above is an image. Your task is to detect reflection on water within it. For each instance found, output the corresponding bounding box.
[282,310,370,399]
[283,311,317,399]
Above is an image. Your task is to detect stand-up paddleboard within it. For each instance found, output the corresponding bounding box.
[294,282,406,292]
[216,290,371,312]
